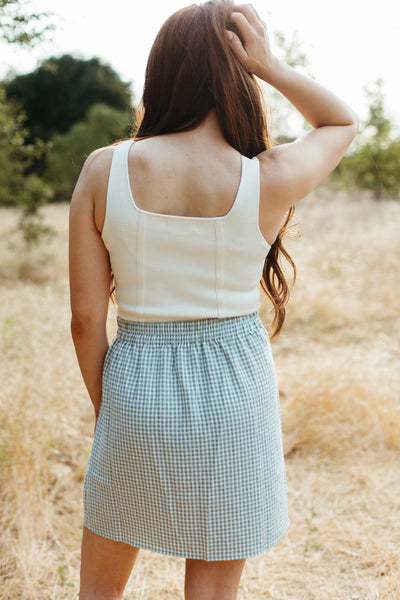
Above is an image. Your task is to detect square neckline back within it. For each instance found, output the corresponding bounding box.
[124,139,248,222]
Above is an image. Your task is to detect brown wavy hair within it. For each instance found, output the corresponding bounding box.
[134,0,296,337]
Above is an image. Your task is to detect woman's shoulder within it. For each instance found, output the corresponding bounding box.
[81,144,117,179]
[70,145,117,227]
[75,142,126,200]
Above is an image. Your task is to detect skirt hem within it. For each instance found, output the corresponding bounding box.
[82,519,290,561]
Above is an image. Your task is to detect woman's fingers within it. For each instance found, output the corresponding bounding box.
[227,4,271,78]
[230,6,268,50]
[225,29,248,63]
[233,3,265,31]
[230,10,255,42]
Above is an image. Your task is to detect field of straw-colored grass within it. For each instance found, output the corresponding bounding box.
[0,189,399,599]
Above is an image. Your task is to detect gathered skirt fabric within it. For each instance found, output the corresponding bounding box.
[83,313,289,561]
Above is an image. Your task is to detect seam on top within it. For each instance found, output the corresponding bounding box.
[213,221,219,317]
[219,221,225,315]
[214,220,225,317]
[135,211,142,316]
[139,213,147,314]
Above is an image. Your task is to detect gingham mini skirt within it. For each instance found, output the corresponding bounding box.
[83,313,289,561]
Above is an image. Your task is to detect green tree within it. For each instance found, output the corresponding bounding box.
[45,103,131,200]
[269,30,311,142]
[0,85,54,244]
[0,85,26,206]
[333,79,400,199]
[0,85,36,205]
[0,0,52,45]
[0,3,55,247]
[364,78,391,142]
[273,30,309,69]
[5,55,132,142]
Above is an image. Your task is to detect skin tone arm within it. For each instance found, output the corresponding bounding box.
[69,148,114,426]
[228,5,359,240]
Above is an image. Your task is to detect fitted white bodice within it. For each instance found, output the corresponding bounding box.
[101,139,270,321]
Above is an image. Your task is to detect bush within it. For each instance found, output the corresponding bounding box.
[5,54,132,142]
[334,137,400,200]
[332,80,400,200]
[0,85,55,247]
[17,175,55,247]
[0,85,30,206]
[45,103,131,200]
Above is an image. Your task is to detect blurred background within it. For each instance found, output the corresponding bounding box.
[0,1,399,598]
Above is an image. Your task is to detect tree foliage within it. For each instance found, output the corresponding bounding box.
[333,79,400,199]
[273,30,309,70]
[269,30,311,142]
[5,54,132,142]
[364,79,392,142]
[0,85,35,204]
[0,85,55,244]
[45,103,131,200]
[0,0,52,45]
[0,1,55,249]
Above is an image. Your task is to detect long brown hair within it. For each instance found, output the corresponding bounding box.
[135,0,296,337]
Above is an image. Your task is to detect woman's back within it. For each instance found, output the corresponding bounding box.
[102,134,270,322]
[127,117,244,220]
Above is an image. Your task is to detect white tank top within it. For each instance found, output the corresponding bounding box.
[101,139,271,321]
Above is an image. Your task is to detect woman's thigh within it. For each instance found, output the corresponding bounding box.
[184,557,246,600]
[80,526,140,599]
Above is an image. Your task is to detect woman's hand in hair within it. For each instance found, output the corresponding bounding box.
[226,4,277,81]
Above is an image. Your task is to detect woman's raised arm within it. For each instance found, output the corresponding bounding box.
[228,4,358,218]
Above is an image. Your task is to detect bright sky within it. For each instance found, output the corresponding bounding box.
[1,0,400,129]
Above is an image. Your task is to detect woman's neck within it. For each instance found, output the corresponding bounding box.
[196,109,226,143]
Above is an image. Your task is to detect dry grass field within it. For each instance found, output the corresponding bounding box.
[0,188,399,599]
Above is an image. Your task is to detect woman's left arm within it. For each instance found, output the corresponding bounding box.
[69,149,113,424]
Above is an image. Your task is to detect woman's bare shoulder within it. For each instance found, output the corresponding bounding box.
[71,144,119,203]
[80,145,116,184]
[70,145,118,233]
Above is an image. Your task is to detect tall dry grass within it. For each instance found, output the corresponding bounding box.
[0,190,399,599]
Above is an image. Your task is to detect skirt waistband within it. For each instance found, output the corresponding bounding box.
[116,313,264,344]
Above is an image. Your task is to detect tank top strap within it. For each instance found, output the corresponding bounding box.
[229,155,259,214]
[228,155,263,233]
[231,154,269,248]
[102,140,135,241]
[243,155,260,202]
[107,139,135,200]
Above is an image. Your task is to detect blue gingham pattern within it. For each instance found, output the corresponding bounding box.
[83,313,289,561]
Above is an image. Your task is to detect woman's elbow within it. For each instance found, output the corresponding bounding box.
[348,111,360,138]
[70,312,106,337]
[341,114,359,151]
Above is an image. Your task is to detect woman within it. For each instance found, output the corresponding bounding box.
[69,2,358,598]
